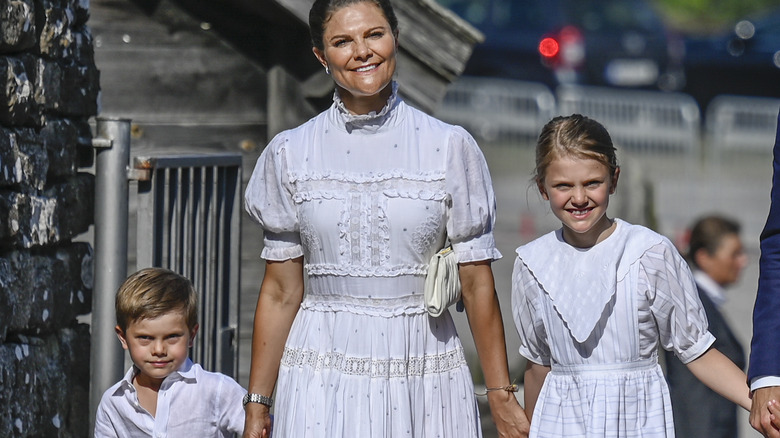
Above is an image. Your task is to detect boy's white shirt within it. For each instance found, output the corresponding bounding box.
[94,358,246,437]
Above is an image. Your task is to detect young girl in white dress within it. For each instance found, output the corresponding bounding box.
[511,114,751,437]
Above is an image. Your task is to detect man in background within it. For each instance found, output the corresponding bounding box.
[665,215,747,438]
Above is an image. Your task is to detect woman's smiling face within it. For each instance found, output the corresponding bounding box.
[313,1,397,113]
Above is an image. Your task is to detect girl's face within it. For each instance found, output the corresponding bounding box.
[312,1,398,114]
[540,155,619,248]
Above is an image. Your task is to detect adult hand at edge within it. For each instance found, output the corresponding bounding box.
[242,403,272,438]
[751,386,780,437]
[488,390,530,438]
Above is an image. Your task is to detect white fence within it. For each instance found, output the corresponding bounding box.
[436,76,778,159]
[706,95,780,154]
[556,84,701,154]
[434,76,556,143]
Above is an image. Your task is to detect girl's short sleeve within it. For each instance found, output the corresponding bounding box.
[445,127,502,263]
[244,135,304,260]
[643,242,715,364]
[512,257,551,366]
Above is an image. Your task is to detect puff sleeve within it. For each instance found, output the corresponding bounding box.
[511,256,551,366]
[643,242,715,364]
[445,127,502,263]
[244,135,304,261]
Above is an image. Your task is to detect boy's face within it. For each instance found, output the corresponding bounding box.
[116,310,198,388]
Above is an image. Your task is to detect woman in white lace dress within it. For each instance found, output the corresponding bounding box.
[241,1,529,437]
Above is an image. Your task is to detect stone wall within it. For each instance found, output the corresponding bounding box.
[0,0,98,436]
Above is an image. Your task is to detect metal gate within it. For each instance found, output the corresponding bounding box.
[133,153,242,377]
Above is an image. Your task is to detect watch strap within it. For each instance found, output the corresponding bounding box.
[243,392,273,408]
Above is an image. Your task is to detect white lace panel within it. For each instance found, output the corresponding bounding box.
[293,175,447,276]
[281,346,468,377]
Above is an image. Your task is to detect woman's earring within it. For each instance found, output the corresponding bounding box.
[325,65,330,75]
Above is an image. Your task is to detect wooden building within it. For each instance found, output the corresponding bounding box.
[91,0,482,154]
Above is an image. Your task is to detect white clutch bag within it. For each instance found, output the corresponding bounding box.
[424,246,462,317]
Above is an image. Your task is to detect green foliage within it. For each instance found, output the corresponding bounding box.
[653,0,780,34]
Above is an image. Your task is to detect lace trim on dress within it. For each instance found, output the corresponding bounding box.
[412,211,444,255]
[281,345,468,377]
[306,263,427,277]
[288,169,445,185]
[292,178,447,204]
[261,244,304,261]
[299,217,322,258]
[376,199,391,266]
[301,293,425,316]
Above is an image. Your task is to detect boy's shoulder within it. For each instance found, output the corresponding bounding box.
[179,360,244,390]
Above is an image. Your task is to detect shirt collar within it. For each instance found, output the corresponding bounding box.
[693,269,727,307]
[332,81,400,133]
[116,358,197,393]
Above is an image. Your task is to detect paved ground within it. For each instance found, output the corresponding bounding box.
[237,141,770,437]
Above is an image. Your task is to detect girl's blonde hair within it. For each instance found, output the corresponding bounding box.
[534,114,619,188]
[115,267,198,332]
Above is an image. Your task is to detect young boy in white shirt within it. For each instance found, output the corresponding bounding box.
[94,267,246,437]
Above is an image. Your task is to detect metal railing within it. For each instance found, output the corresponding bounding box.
[705,95,780,154]
[134,153,242,377]
[434,76,556,143]
[556,84,702,154]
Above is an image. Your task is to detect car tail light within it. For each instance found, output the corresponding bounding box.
[539,25,584,69]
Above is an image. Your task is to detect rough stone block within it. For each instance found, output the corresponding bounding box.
[33,56,62,111]
[0,0,37,53]
[1,173,94,248]
[71,0,90,28]
[0,126,48,190]
[0,243,92,340]
[36,0,92,62]
[0,56,37,126]
[40,118,80,178]
[70,26,95,66]
[0,326,90,437]
[35,0,71,59]
[59,60,99,117]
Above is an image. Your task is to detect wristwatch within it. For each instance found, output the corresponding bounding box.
[243,393,273,408]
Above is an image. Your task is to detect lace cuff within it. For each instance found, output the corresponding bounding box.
[261,231,304,261]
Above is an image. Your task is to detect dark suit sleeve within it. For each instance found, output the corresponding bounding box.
[749,109,780,382]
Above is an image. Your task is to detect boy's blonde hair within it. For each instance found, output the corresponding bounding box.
[115,267,198,332]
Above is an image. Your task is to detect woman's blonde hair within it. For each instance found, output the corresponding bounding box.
[115,267,198,331]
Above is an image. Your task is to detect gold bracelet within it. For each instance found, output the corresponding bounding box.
[475,383,519,396]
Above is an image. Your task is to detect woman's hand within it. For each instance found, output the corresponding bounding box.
[488,389,530,438]
[243,403,272,438]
